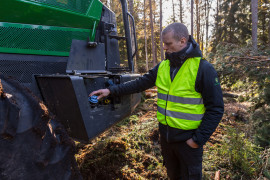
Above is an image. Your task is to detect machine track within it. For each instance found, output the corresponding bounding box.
[0,75,82,180]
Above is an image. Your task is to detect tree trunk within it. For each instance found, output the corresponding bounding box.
[144,0,149,71]
[215,0,219,40]
[261,11,266,43]
[128,0,137,72]
[191,0,194,36]
[205,0,210,48]
[149,0,156,67]
[160,0,164,60]
[204,0,207,48]
[251,0,258,53]
[172,0,176,22]
[128,0,134,25]
[269,21,270,48]
[201,23,204,52]
[179,0,183,23]
[153,13,158,63]
[196,0,200,45]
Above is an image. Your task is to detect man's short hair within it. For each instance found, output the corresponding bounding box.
[162,23,189,41]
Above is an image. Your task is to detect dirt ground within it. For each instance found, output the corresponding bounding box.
[75,91,252,180]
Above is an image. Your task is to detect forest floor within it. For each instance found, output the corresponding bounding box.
[75,89,261,180]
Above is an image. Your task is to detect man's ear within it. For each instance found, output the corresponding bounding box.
[180,37,187,45]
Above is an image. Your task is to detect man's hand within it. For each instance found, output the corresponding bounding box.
[89,89,110,100]
[186,138,199,148]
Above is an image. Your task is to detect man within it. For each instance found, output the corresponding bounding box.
[90,23,224,179]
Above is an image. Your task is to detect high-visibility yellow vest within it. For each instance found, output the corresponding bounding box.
[155,57,205,130]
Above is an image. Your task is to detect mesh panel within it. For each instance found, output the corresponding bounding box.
[0,25,89,56]
[27,0,92,15]
[0,60,67,83]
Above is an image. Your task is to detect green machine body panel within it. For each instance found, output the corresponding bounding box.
[0,0,140,143]
[0,0,103,56]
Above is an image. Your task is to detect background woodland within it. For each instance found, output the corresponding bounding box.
[77,0,270,179]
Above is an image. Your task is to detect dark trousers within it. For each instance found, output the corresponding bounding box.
[160,136,203,180]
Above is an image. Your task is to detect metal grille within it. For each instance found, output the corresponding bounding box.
[27,0,92,15]
[0,25,89,56]
[0,60,67,83]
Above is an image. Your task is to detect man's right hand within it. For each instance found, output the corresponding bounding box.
[89,89,111,100]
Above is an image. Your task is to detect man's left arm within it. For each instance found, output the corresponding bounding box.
[191,60,224,146]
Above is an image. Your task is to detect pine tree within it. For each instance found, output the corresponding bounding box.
[160,0,164,60]
[252,0,258,53]
[210,0,252,51]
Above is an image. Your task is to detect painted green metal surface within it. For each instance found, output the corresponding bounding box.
[0,0,103,29]
[0,0,103,56]
[0,22,90,56]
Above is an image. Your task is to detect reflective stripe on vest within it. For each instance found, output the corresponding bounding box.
[155,57,206,130]
[157,106,204,121]
[158,93,203,104]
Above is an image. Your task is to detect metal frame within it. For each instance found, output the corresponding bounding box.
[119,0,138,72]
